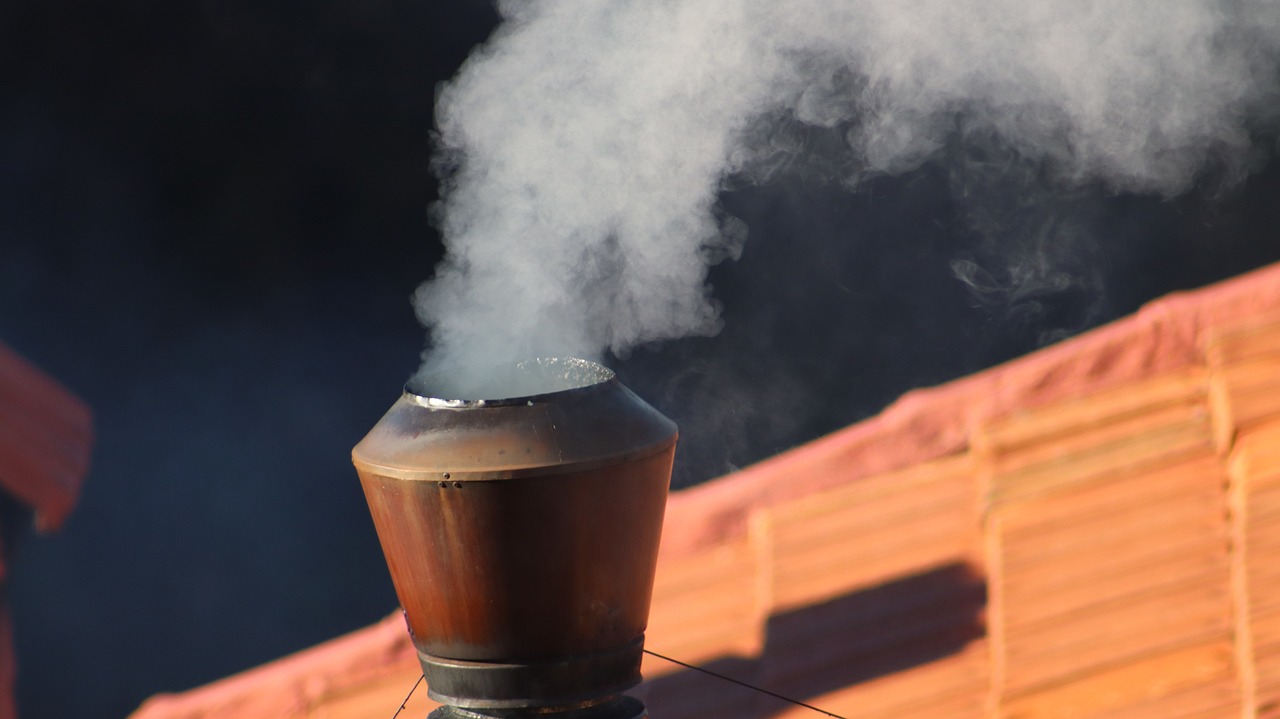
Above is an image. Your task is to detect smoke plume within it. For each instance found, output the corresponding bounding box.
[414,0,1280,392]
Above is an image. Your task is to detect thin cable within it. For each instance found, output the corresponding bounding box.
[643,649,849,719]
[390,674,425,719]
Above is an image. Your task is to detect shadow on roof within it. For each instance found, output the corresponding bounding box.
[638,562,985,718]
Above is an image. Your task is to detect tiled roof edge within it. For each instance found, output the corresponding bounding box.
[129,612,415,719]
[658,261,1280,559]
[0,342,93,530]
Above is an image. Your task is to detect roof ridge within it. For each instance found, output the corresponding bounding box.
[658,261,1280,558]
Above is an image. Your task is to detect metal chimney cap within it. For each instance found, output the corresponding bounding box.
[352,357,677,481]
[405,357,615,408]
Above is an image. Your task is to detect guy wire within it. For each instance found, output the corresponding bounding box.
[390,674,424,719]
[643,648,850,719]
[389,653,849,719]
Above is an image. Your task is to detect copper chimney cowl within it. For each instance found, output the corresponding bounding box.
[353,358,676,716]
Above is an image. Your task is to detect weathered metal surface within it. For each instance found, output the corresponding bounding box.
[427,694,646,719]
[353,358,676,710]
[418,637,644,709]
[354,357,676,481]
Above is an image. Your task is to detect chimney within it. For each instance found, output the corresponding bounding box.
[353,358,677,719]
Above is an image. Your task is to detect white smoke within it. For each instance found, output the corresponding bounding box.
[414,0,1280,386]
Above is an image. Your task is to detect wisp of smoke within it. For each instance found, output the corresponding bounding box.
[414,0,1280,392]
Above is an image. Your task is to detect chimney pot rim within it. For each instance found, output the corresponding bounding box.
[406,357,615,408]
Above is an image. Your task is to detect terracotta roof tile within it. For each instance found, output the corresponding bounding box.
[0,342,92,530]
[986,421,1233,700]
[643,536,763,669]
[1218,312,1280,719]
[762,455,978,611]
[766,641,988,719]
[1229,417,1280,715]
[130,613,424,719]
[306,669,434,719]
[998,640,1238,719]
[984,403,1214,508]
[631,656,759,719]
[975,366,1211,456]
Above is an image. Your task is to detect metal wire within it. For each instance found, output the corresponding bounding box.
[389,653,848,719]
[390,674,425,719]
[643,649,850,719]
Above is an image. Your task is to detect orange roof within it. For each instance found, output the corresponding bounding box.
[132,262,1280,719]
[0,342,93,532]
[0,343,92,719]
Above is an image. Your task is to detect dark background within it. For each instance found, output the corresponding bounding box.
[1,2,1277,717]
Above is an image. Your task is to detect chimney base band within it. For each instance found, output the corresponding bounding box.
[428,695,646,719]
[421,636,644,709]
